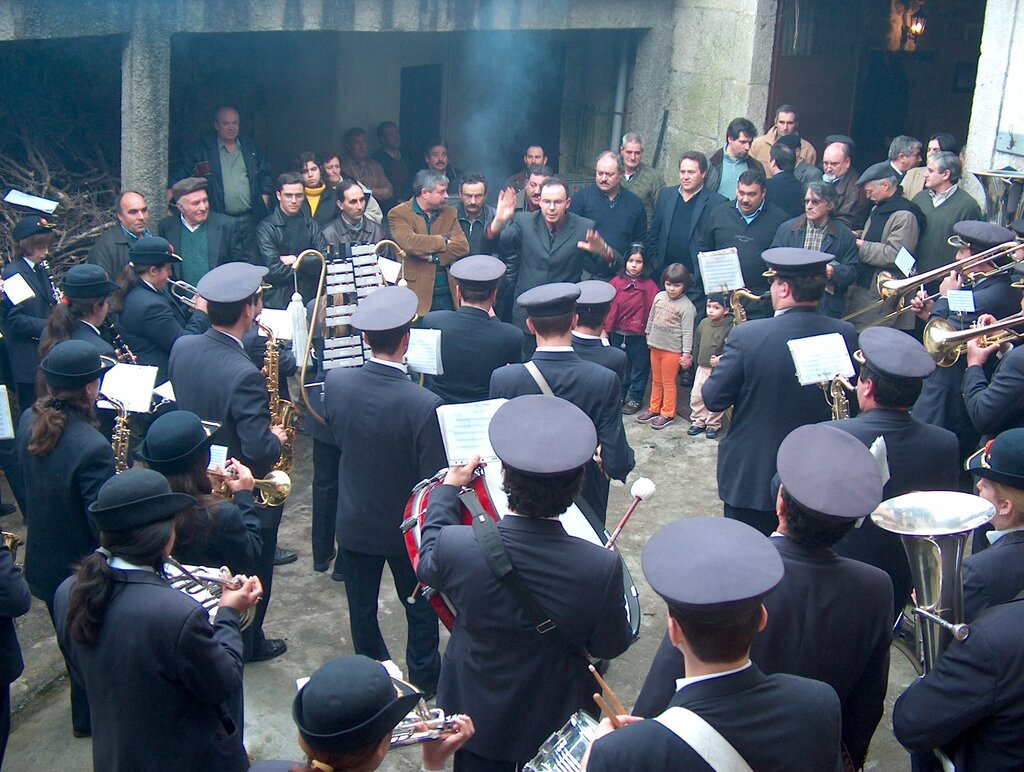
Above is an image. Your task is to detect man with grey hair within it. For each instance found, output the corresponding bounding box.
[911,150,983,274]
[569,151,646,278]
[388,168,470,315]
[846,162,925,330]
[620,132,664,224]
[887,135,923,182]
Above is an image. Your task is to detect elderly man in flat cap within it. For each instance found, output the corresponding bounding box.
[158,177,249,286]
[588,516,843,771]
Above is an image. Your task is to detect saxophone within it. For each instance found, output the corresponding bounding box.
[256,320,298,482]
[100,393,131,472]
[729,288,762,325]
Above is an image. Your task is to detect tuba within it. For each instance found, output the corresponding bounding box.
[973,169,1024,227]
[256,320,296,503]
[100,393,131,473]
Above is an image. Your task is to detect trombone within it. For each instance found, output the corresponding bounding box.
[922,310,1024,367]
[168,279,199,309]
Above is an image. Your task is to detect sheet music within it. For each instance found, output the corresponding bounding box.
[868,435,891,487]
[256,309,294,340]
[377,256,402,284]
[696,248,745,292]
[99,363,159,413]
[787,333,855,385]
[436,399,508,465]
[894,247,916,277]
[208,444,228,470]
[4,189,58,214]
[0,387,13,441]
[153,381,175,402]
[2,273,35,306]
[946,290,976,313]
[405,328,443,375]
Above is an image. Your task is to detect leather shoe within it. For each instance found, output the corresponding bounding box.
[313,549,337,573]
[0,504,16,518]
[248,638,287,663]
[705,427,719,440]
[274,547,298,566]
[331,568,345,582]
[686,424,704,436]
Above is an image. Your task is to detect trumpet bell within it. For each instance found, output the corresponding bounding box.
[254,470,292,507]
[922,317,962,367]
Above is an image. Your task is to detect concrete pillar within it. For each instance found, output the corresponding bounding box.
[121,26,170,211]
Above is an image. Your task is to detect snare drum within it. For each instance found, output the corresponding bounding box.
[402,463,641,639]
[524,710,600,771]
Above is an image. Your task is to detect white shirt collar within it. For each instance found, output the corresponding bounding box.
[929,183,959,207]
[370,356,409,374]
[109,556,157,573]
[535,345,574,352]
[213,328,245,350]
[674,660,753,692]
[572,331,603,341]
[988,524,1024,545]
[81,320,102,335]
[180,214,203,233]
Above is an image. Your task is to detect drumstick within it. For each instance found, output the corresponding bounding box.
[589,664,627,716]
[406,582,423,605]
[606,477,656,550]
[593,693,623,729]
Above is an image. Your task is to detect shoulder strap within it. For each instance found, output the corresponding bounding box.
[523,361,555,396]
[654,707,754,772]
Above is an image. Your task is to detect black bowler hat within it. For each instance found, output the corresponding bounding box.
[489,395,596,475]
[857,161,899,186]
[61,264,120,299]
[12,214,56,243]
[449,255,506,286]
[777,425,883,520]
[88,468,196,532]
[947,221,1015,251]
[642,518,783,622]
[196,262,269,304]
[575,280,616,310]
[129,236,181,266]
[40,340,116,389]
[293,655,422,754]
[761,247,831,279]
[856,326,934,379]
[351,286,418,332]
[516,283,581,317]
[965,429,1024,490]
[137,411,221,475]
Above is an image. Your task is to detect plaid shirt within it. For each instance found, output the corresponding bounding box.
[803,220,828,252]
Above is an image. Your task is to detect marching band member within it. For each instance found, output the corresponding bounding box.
[17,340,117,738]
[0,527,30,766]
[54,468,260,771]
[39,263,120,360]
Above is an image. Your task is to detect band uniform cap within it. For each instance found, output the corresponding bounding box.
[775,132,802,150]
[489,395,597,475]
[169,176,209,204]
[128,236,181,266]
[61,263,120,299]
[40,339,116,389]
[350,286,418,332]
[857,326,935,379]
[642,518,783,622]
[516,283,581,318]
[947,221,1015,251]
[448,254,506,285]
[13,214,56,242]
[825,134,856,149]
[292,655,422,754]
[137,410,221,474]
[965,429,1024,489]
[88,468,196,533]
[761,247,831,279]
[575,280,616,309]
[857,161,899,186]
[777,424,884,520]
[195,262,269,304]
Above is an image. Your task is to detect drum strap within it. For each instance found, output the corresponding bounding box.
[654,707,754,772]
[523,361,555,396]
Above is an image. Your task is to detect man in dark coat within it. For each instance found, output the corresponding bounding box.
[490,285,634,528]
[169,263,289,663]
[588,517,843,772]
[0,540,30,765]
[634,426,892,768]
[421,256,522,404]
[764,141,806,218]
[87,191,153,282]
[822,137,870,231]
[322,287,444,693]
[417,395,634,771]
[703,248,857,535]
[571,280,627,384]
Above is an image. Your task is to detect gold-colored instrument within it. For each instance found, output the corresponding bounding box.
[293,250,330,427]
[729,288,763,325]
[100,393,131,473]
[164,556,255,630]
[822,377,856,420]
[973,168,1024,227]
[209,469,293,508]
[922,311,1024,367]
[255,319,296,504]
[168,279,199,309]
[2,532,24,566]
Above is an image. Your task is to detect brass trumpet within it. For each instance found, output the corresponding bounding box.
[922,311,1024,367]
[209,469,293,508]
[168,279,199,309]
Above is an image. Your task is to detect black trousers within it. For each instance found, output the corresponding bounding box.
[0,682,10,767]
[723,503,777,537]
[338,548,440,691]
[454,749,521,772]
[0,438,26,517]
[311,439,340,566]
[45,599,90,735]
[246,502,283,658]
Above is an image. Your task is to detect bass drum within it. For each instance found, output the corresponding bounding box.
[403,462,641,640]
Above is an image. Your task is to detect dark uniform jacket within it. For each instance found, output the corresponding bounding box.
[771,215,860,318]
[647,185,727,285]
[702,307,857,511]
[590,664,843,772]
[827,407,960,613]
[158,212,250,272]
[421,306,523,404]
[417,484,633,764]
[323,360,445,556]
[169,329,282,481]
[572,333,627,385]
[634,536,892,768]
[1,257,57,384]
[172,490,262,577]
[963,530,1024,623]
[54,570,248,772]
[69,321,117,358]
[0,549,31,686]
[17,409,116,604]
[255,207,329,308]
[171,132,272,222]
[87,225,136,284]
[963,344,1024,441]
[893,592,1024,771]
[765,169,805,218]
[117,281,210,383]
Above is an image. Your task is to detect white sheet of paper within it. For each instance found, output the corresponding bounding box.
[153,381,175,402]
[2,273,35,306]
[377,256,402,284]
[868,434,892,488]
[405,328,443,375]
[4,189,58,214]
[787,333,856,385]
[99,363,159,413]
[436,399,508,465]
[0,386,14,441]
[697,248,745,292]
[257,309,294,340]
[208,445,228,470]
[894,247,916,277]
[946,290,976,313]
